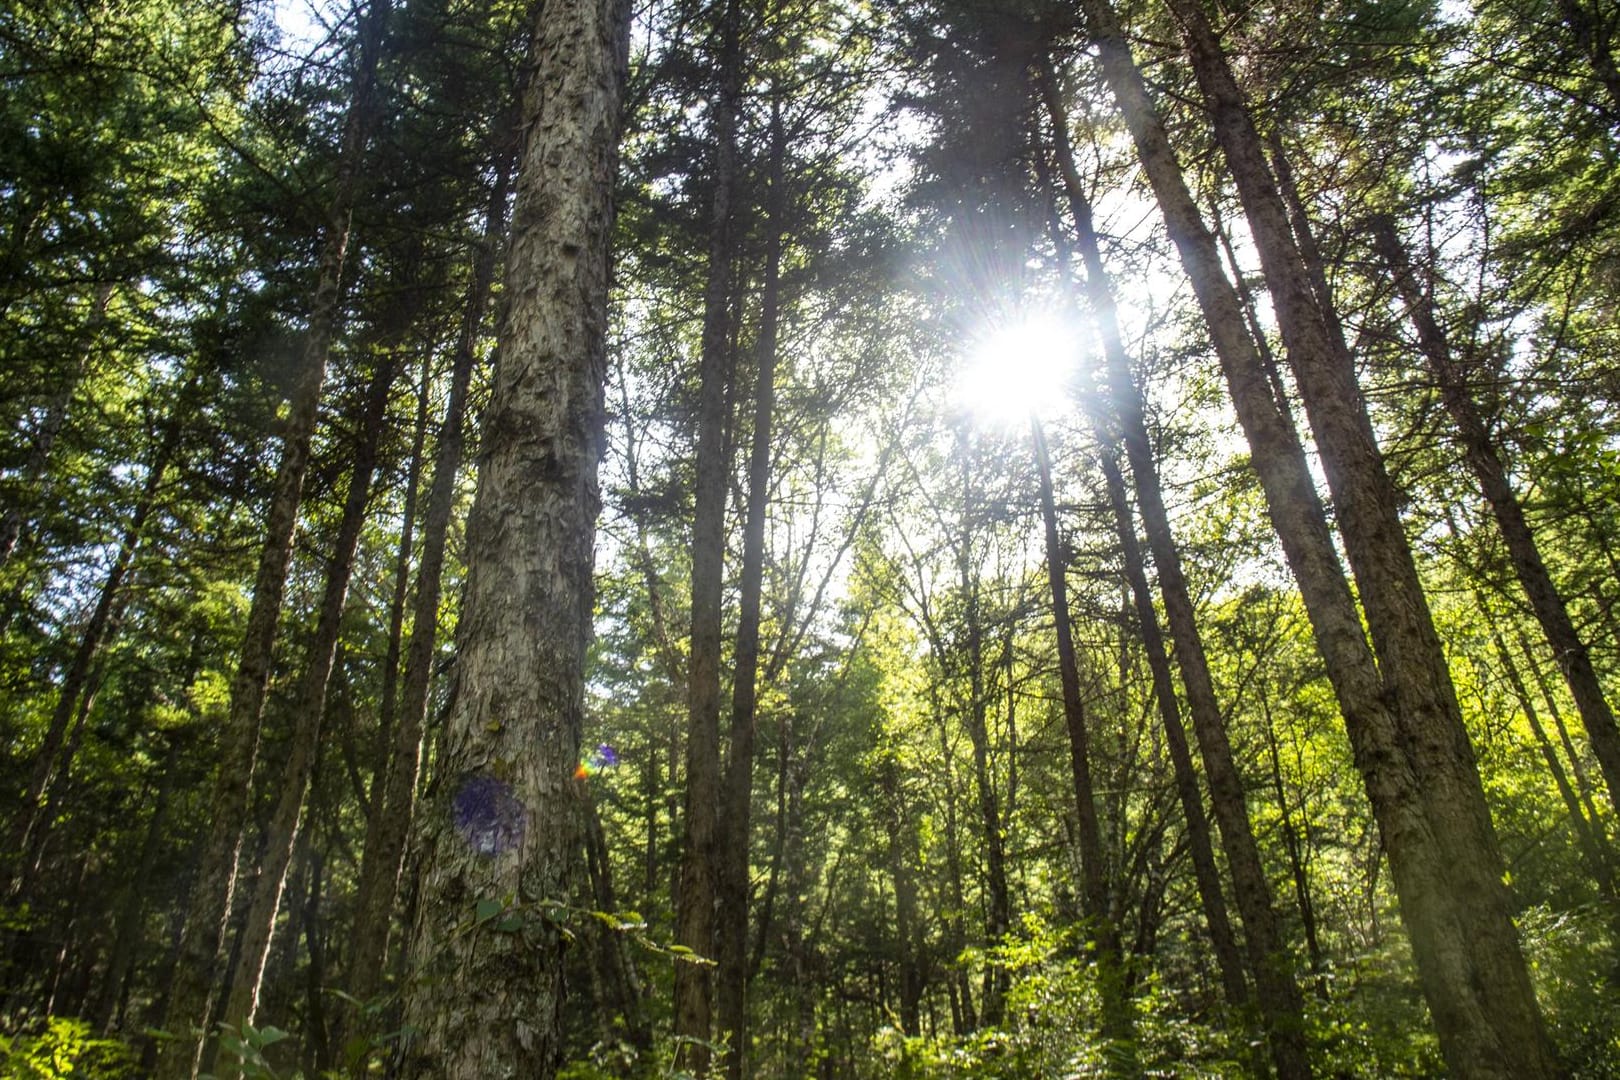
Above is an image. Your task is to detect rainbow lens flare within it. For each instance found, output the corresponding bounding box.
[574,743,620,781]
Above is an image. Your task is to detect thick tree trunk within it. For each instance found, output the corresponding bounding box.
[1039,60,1308,1076]
[1031,419,1139,1076]
[716,96,784,1080]
[394,0,630,1075]
[1067,4,1553,1075]
[343,143,514,1051]
[1372,213,1620,818]
[1162,6,1554,1071]
[221,348,399,1036]
[675,0,744,1071]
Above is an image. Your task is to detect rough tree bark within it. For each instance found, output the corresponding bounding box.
[1064,2,1555,1074]
[394,0,630,1075]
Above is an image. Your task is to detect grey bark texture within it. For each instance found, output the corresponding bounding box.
[394,0,630,1075]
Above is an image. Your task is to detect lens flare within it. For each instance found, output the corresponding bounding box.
[452,773,527,856]
[952,312,1082,428]
[574,743,620,781]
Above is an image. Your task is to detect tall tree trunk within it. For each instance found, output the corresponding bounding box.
[344,140,515,1051]
[394,0,630,1074]
[1518,629,1609,831]
[1062,5,1554,1075]
[716,95,784,1080]
[1372,212,1620,817]
[1260,689,1328,995]
[221,347,400,1037]
[931,683,976,1036]
[954,438,1011,1027]
[152,3,390,1073]
[675,0,744,1071]
[1162,5,1555,1071]
[877,756,925,1037]
[1491,619,1616,892]
[371,349,433,806]
[1031,418,1139,1076]
[1033,97,1249,1019]
[1039,60,1309,1077]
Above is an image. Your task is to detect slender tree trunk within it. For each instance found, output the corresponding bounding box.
[302,844,331,1075]
[344,142,515,1051]
[1031,419,1139,1076]
[675,0,744,1070]
[221,348,400,1037]
[716,96,784,1080]
[8,372,193,891]
[1372,213,1620,817]
[394,0,629,1073]
[95,733,184,1032]
[1519,630,1609,831]
[932,684,975,1035]
[1064,6,1554,1074]
[1492,621,1615,891]
[1039,60,1308,1077]
[954,439,1011,1027]
[152,4,389,1072]
[371,350,432,806]
[583,792,651,1051]
[1034,99,1249,1018]
[878,758,925,1036]
[1260,690,1328,995]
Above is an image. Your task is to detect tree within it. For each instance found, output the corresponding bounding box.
[394,0,631,1074]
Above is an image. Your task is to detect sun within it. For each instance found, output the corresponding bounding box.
[952,312,1083,429]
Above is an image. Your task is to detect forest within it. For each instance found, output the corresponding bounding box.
[3,0,1620,1075]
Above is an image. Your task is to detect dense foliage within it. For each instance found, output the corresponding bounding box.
[2,0,1619,1075]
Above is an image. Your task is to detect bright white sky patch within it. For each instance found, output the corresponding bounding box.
[951,312,1084,429]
